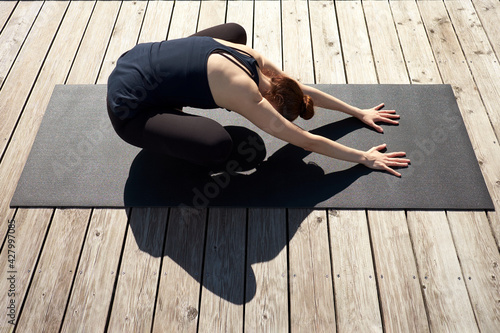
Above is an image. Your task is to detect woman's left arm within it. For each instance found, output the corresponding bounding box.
[299,83,401,133]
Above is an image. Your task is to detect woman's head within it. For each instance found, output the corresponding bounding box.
[262,70,314,121]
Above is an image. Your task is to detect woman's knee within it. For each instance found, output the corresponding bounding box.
[201,131,233,166]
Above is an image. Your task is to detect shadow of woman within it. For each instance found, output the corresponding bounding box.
[125,117,373,304]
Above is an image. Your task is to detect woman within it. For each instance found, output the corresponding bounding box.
[107,23,410,177]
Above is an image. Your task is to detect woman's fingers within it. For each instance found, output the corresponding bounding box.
[382,165,402,177]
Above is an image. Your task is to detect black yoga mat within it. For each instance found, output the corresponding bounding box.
[11,84,494,209]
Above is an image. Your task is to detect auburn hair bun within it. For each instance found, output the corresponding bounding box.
[300,94,315,120]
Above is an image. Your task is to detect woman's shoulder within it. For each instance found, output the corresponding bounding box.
[212,38,264,65]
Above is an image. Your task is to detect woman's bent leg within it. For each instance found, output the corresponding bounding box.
[109,108,233,168]
[190,22,247,45]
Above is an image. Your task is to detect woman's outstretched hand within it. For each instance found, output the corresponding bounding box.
[359,103,400,133]
[363,144,410,177]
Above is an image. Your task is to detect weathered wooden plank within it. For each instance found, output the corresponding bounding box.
[309,1,344,85]
[198,0,226,30]
[153,208,207,333]
[107,208,169,332]
[445,0,500,143]
[198,208,247,332]
[282,0,314,83]
[227,0,254,45]
[406,211,478,332]
[244,2,288,331]
[471,0,500,57]
[419,0,500,255]
[0,1,68,239]
[61,209,128,332]
[6,2,97,330]
[288,209,335,332]
[138,0,174,43]
[336,1,376,84]
[245,208,288,332]
[96,0,147,83]
[328,210,381,333]
[14,209,90,332]
[447,211,500,332]
[390,0,440,85]
[368,211,429,333]
[167,0,200,39]
[149,5,205,331]
[0,208,53,330]
[282,3,335,331]
[393,2,495,332]
[68,0,121,84]
[61,2,145,331]
[338,2,428,332]
[0,1,18,31]
[0,1,42,89]
[363,1,407,84]
[254,0,281,66]
[309,2,382,331]
[0,1,67,155]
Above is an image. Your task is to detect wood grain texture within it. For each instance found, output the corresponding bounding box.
[108,208,168,332]
[0,1,68,155]
[0,1,68,240]
[338,2,428,332]
[288,209,335,332]
[68,0,121,84]
[407,211,478,332]
[61,209,129,333]
[0,1,42,89]
[471,0,500,57]
[244,4,287,331]
[0,209,53,329]
[0,1,17,31]
[282,0,314,83]
[368,210,429,333]
[445,0,500,142]
[328,210,382,333]
[15,209,90,332]
[447,211,500,332]
[97,1,147,84]
[309,1,345,85]
[153,208,207,333]
[245,208,288,332]
[138,1,174,43]
[198,208,246,332]
[167,0,200,40]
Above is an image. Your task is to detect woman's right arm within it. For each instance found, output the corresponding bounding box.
[230,92,410,177]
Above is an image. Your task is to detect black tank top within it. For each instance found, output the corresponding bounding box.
[107,36,260,119]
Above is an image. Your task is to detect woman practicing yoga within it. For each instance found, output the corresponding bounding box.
[107,23,410,177]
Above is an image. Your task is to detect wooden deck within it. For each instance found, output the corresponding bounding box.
[0,0,499,332]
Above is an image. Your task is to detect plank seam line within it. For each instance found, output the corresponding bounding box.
[241,208,249,330]
[58,208,94,332]
[325,209,339,333]
[103,208,132,333]
[150,207,171,333]
[93,1,124,85]
[0,2,41,92]
[442,0,500,146]
[404,211,433,333]
[365,210,386,333]
[195,208,210,332]
[13,208,57,331]
[64,1,98,89]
